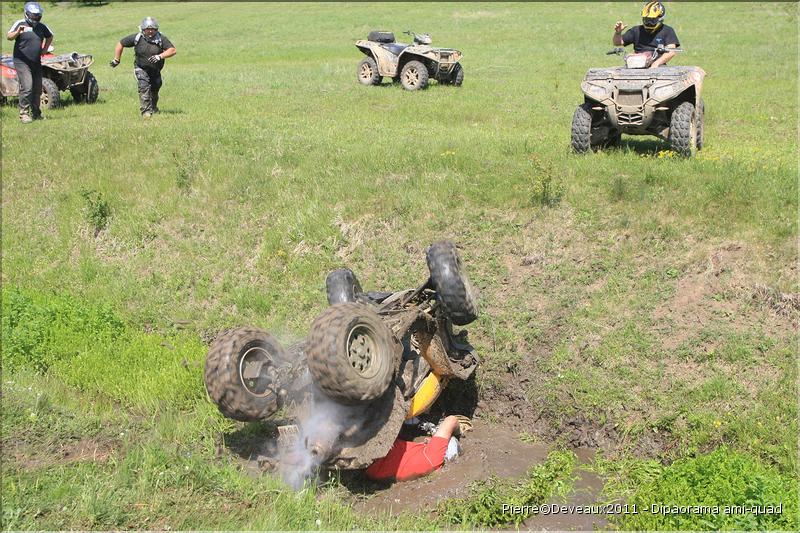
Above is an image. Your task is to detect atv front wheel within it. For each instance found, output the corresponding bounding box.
[440,63,464,86]
[204,328,285,421]
[695,98,705,151]
[326,268,363,305]
[669,101,697,157]
[400,60,429,91]
[306,303,396,405]
[40,78,60,109]
[70,72,99,104]
[357,57,382,86]
[426,241,478,326]
[570,103,593,153]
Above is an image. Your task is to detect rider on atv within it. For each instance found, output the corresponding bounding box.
[612,1,680,68]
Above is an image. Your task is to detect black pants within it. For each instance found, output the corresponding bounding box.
[14,59,42,118]
[134,67,163,114]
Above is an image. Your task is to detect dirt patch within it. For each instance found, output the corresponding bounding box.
[6,437,114,471]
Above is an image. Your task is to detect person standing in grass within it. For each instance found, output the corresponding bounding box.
[613,1,680,68]
[110,17,176,118]
[6,2,53,124]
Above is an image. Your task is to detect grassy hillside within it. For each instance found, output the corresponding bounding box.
[2,2,797,530]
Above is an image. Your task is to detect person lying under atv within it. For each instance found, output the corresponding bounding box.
[612,1,679,68]
[366,415,471,482]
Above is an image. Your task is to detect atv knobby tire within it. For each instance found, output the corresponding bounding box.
[400,60,429,91]
[204,327,285,422]
[71,72,99,104]
[357,57,382,86]
[571,103,593,153]
[440,63,464,86]
[40,77,60,109]
[426,241,478,326]
[695,98,705,151]
[326,268,363,305]
[306,303,396,405]
[669,101,697,157]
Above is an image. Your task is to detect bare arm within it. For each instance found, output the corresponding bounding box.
[651,44,676,68]
[41,36,52,53]
[6,26,24,41]
[113,41,124,61]
[158,46,176,60]
[613,21,627,46]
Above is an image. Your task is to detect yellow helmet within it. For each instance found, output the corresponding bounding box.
[641,1,666,32]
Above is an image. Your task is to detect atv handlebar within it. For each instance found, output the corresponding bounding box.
[607,45,684,55]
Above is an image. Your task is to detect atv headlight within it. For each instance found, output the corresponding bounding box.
[652,83,678,100]
[584,83,609,100]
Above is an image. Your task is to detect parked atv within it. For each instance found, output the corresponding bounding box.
[354,30,463,91]
[204,241,479,471]
[1,50,99,109]
[571,46,705,157]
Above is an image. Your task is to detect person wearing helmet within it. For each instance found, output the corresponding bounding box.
[613,1,680,68]
[5,2,53,123]
[110,17,176,117]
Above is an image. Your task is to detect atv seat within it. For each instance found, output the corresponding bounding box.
[381,43,409,56]
[366,291,394,303]
[368,31,395,44]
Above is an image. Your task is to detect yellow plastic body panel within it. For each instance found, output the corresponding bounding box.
[406,372,448,419]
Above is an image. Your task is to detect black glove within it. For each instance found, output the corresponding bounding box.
[109,58,119,68]
[148,54,162,64]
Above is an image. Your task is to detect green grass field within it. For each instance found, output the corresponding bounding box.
[2,2,798,530]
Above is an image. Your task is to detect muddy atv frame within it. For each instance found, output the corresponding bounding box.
[204,241,479,472]
[1,51,99,109]
[355,30,463,91]
[571,46,706,157]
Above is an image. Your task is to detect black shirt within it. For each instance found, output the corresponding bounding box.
[622,24,679,53]
[119,32,174,72]
[7,20,53,64]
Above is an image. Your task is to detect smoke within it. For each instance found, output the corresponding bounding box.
[278,384,358,490]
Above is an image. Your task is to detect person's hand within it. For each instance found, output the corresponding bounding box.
[454,415,473,436]
[148,54,162,64]
[109,58,120,68]
[614,21,627,34]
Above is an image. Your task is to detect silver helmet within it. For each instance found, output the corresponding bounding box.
[140,16,159,31]
[24,2,43,25]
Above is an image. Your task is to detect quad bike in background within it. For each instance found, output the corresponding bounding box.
[354,30,463,90]
[1,49,99,109]
[204,241,479,471]
[571,45,706,157]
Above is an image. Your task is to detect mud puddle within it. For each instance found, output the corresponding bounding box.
[348,422,551,515]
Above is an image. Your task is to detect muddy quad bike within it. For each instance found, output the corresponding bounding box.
[1,50,99,109]
[355,30,463,91]
[571,45,705,157]
[204,241,479,472]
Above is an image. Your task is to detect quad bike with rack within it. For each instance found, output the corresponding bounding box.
[204,241,479,470]
[354,30,463,91]
[1,49,99,109]
[571,45,705,157]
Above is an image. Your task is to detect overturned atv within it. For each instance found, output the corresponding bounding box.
[355,30,463,90]
[1,50,98,109]
[571,46,705,157]
[204,241,479,471]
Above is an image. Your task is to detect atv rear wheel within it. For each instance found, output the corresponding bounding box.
[70,72,99,104]
[400,60,429,91]
[306,303,396,405]
[695,98,705,151]
[426,241,478,326]
[326,268,363,305]
[571,103,593,153]
[40,77,60,109]
[669,101,697,157]
[357,57,382,86]
[204,328,285,422]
